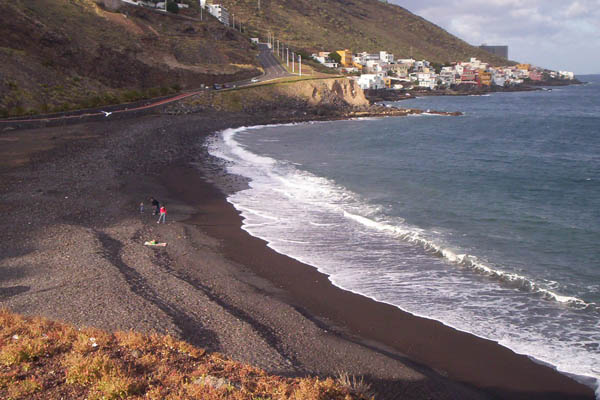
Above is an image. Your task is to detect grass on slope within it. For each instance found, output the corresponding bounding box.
[0,309,372,399]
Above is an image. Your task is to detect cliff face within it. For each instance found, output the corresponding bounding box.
[275,78,368,108]
[173,78,369,115]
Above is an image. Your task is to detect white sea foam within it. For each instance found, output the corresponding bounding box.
[342,211,592,308]
[207,123,600,396]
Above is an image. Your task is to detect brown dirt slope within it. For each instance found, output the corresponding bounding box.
[0,0,260,117]
[219,0,511,66]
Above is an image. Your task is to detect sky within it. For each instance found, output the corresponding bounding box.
[390,0,600,75]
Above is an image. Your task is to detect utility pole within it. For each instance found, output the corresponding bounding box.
[258,0,260,11]
[277,40,279,57]
[292,52,295,73]
[286,47,289,67]
[299,55,302,76]
[232,14,235,29]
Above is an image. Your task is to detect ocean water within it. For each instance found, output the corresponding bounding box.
[208,75,600,395]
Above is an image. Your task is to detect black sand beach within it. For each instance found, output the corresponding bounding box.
[0,110,594,399]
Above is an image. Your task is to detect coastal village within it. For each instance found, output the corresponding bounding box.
[116,0,575,93]
[313,50,575,91]
[192,0,575,91]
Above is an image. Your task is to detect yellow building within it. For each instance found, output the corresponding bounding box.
[479,70,492,86]
[336,49,353,67]
[352,61,364,71]
[516,63,531,71]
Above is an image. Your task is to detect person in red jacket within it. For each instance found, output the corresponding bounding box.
[157,204,167,224]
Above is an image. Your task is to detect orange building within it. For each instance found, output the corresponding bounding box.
[516,63,531,71]
[478,70,492,86]
[336,49,353,67]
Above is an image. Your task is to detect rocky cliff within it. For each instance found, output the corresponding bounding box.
[171,78,368,116]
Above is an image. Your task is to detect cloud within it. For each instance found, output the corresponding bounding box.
[389,0,600,73]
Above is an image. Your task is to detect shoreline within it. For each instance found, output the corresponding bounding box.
[184,124,595,399]
[203,123,599,393]
[0,111,595,399]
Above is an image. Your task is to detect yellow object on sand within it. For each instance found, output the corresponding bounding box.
[144,240,167,247]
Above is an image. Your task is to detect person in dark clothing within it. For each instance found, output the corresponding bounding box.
[150,197,160,215]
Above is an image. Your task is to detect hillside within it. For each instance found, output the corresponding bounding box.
[218,0,510,66]
[0,0,260,117]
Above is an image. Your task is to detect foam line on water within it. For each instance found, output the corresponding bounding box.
[343,210,592,309]
[212,124,595,311]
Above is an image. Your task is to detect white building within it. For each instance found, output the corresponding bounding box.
[357,74,386,90]
[492,74,506,87]
[439,67,458,86]
[559,70,574,80]
[379,51,394,63]
[355,52,380,65]
[207,4,229,25]
[312,54,327,64]
[365,59,385,73]
[416,72,437,89]
[396,58,415,67]
[461,57,488,70]
[312,54,339,69]
[413,60,430,71]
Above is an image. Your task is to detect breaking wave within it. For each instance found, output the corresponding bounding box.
[342,211,595,310]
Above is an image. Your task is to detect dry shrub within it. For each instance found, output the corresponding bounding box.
[64,353,118,385]
[91,374,145,400]
[0,309,367,400]
[114,330,147,350]
[0,334,59,367]
[72,328,112,354]
[336,371,374,399]
[6,376,42,398]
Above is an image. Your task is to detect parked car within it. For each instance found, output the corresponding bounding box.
[213,84,222,90]
[251,78,259,83]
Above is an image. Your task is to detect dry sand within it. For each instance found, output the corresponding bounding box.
[0,111,594,399]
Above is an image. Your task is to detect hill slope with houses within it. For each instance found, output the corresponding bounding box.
[212,0,511,66]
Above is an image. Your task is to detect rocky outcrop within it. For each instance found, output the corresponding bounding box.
[289,78,368,108]
[168,78,369,117]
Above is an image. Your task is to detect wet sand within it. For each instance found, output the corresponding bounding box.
[0,111,594,399]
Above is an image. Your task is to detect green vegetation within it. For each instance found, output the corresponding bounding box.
[0,309,370,399]
[166,1,179,13]
[329,51,342,64]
